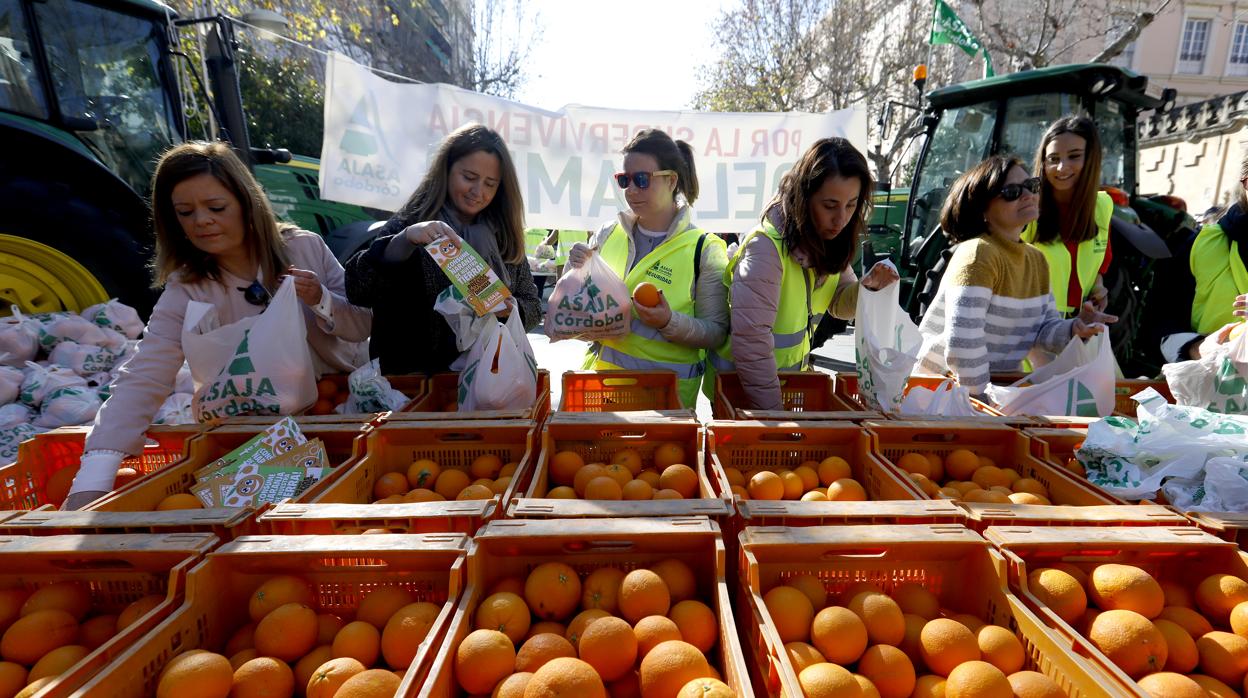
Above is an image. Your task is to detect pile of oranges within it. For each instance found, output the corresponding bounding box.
[725,456,867,503]
[371,454,518,504]
[890,449,1055,506]
[453,558,730,697]
[310,378,342,416]
[541,444,701,501]
[0,581,165,697]
[151,575,438,698]
[761,577,1064,698]
[1028,562,1248,697]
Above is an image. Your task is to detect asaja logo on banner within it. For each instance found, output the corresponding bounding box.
[334,93,402,198]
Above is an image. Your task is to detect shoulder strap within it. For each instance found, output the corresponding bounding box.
[693,233,707,287]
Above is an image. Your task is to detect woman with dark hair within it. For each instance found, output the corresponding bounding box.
[64,141,370,509]
[917,155,1111,396]
[564,128,728,408]
[345,124,541,375]
[710,137,898,410]
[1022,115,1116,319]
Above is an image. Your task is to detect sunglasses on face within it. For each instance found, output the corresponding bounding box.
[614,170,676,190]
[997,177,1042,202]
[239,281,270,307]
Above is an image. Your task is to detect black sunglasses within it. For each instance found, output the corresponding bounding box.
[238,281,270,307]
[997,177,1042,202]
[614,170,676,190]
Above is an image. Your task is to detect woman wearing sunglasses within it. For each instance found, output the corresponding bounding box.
[63,141,371,510]
[564,129,728,408]
[709,138,898,410]
[345,124,541,374]
[1023,115,1117,322]
[917,155,1111,398]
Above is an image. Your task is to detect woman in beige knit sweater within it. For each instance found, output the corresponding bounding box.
[63,142,371,510]
[917,155,1114,399]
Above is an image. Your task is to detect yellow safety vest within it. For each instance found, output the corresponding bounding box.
[1190,223,1248,335]
[710,221,839,378]
[1022,191,1113,316]
[587,218,722,408]
[524,228,547,257]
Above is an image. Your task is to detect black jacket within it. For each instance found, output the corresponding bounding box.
[344,232,542,375]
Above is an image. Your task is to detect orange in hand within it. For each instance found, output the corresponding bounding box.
[633,282,661,307]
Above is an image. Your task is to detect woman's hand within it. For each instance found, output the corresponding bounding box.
[284,267,323,306]
[1078,301,1118,326]
[1235,294,1247,318]
[403,221,462,249]
[1088,283,1109,313]
[1072,317,1107,339]
[861,260,900,291]
[634,290,672,329]
[566,243,592,269]
[493,298,515,320]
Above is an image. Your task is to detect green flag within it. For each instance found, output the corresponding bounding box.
[930,0,994,77]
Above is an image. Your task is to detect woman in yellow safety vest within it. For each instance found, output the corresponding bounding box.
[1023,115,1116,320]
[564,129,728,408]
[710,138,898,410]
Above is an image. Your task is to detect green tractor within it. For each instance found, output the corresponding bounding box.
[0,0,380,318]
[867,63,1194,376]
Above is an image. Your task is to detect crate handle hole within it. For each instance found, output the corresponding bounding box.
[49,558,138,571]
[911,433,958,444]
[563,540,636,553]
[436,432,487,443]
[597,430,647,440]
[758,432,804,443]
[820,549,889,560]
[600,378,640,387]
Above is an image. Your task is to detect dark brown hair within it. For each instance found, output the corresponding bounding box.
[390,124,526,264]
[150,141,292,289]
[1032,114,1103,244]
[940,155,1027,243]
[623,129,699,204]
[1237,149,1248,213]
[771,138,872,275]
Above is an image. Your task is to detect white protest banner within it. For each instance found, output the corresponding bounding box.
[321,52,868,233]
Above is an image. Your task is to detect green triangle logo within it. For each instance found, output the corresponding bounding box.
[340,98,378,156]
[226,330,255,376]
[1073,381,1100,417]
[1215,358,1247,396]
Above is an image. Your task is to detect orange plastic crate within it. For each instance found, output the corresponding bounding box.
[0,507,256,540]
[75,533,469,698]
[986,525,1242,697]
[715,371,872,420]
[1188,511,1248,545]
[865,420,1125,510]
[705,420,961,528]
[382,370,552,423]
[419,517,753,697]
[559,370,687,413]
[80,422,370,538]
[274,420,536,534]
[0,425,199,511]
[739,524,1111,698]
[0,532,217,698]
[508,412,731,518]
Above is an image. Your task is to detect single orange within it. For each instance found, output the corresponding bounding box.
[293,646,332,693]
[897,452,932,478]
[650,560,697,604]
[470,453,503,479]
[639,640,711,698]
[0,609,78,664]
[849,592,906,646]
[945,661,1011,698]
[372,472,409,500]
[826,478,867,502]
[566,609,610,646]
[116,594,163,631]
[494,672,535,698]
[582,567,626,614]
[858,644,916,698]
[634,282,661,308]
[154,652,232,698]
[81,614,119,650]
[1087,609,1167,679]
[254,602,318,662]
[748,471,784,500]
[28,644,89,683]
[920,618,980,677]
[433,469,471,500]
[476,592,531,643]
[21,581,91,620]
[620,569,671,624]
[406,459,440,489]
[977,624,1024,674]
[623,479,655,500]
[357,586,416,629]
[585,476,624,500]
[551,452,586,486]
[525,562,582,622]
[332,620,380,666]
[579,615,638,681]
[659,464,699,499]
[381,601,439,670]
[668,600,717,653]
[516,632,577,673]
[526,657,607,697]
[0,662,26,698]
[945,449,980,480]
[785,641,825,675]
[634,615,683,660]
[797,662,861,697]
[574,464,609,497]
[613,448,644,475]
[811,605,867,664]
[455,629,515,694]
[307,657,366,698]
[231,657,294,698]
[654,443,686,470]
[333,668,401,697]
[787,574,827,610]
[249,575,314,622]
[893,583,940,620]
[763,586,815,644]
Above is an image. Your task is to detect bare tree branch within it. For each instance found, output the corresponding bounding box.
[1091,0,1174,63]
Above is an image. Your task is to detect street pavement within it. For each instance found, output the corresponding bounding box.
[528,325,855,421]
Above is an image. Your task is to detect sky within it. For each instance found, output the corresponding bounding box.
[514,0,736,112]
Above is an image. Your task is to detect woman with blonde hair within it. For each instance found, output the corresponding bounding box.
[64,141,371,509]
[346,124,541,374]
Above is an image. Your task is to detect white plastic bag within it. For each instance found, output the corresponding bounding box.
[0,308,40,367]
[81,299,144,339]
[898,378,981,417]
[339,358,408,413]
[1163,325,1248,414]
[153,392,195,425]
[460,311,538,411]
[34,386,101,428]
[853,274,922,412]
[49,340,120,376]
[183,277,317,422]
[174,363,194,394]
[543,251,631,342]
[38,315,126,352]
[435,285,496,352]
[1078,388,1248,500]
[0,366,22,405]
[19,362,87,408]
[986,331,1115,417]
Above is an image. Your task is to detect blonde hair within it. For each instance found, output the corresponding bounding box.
[150,141,292,289]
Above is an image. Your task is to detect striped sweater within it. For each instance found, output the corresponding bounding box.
[917,234,1075,392]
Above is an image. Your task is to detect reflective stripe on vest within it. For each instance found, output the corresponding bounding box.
[713,220,839,371]
[587,215,725,404]
[1190,223,1248,335]
[1022,191,1113,316]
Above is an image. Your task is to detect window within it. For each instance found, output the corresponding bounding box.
[907,100,996,252]
[1229,22,1248,76]
[1000,93,1079,163]
[0,0,47,118]
[1179,18,1211,74]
